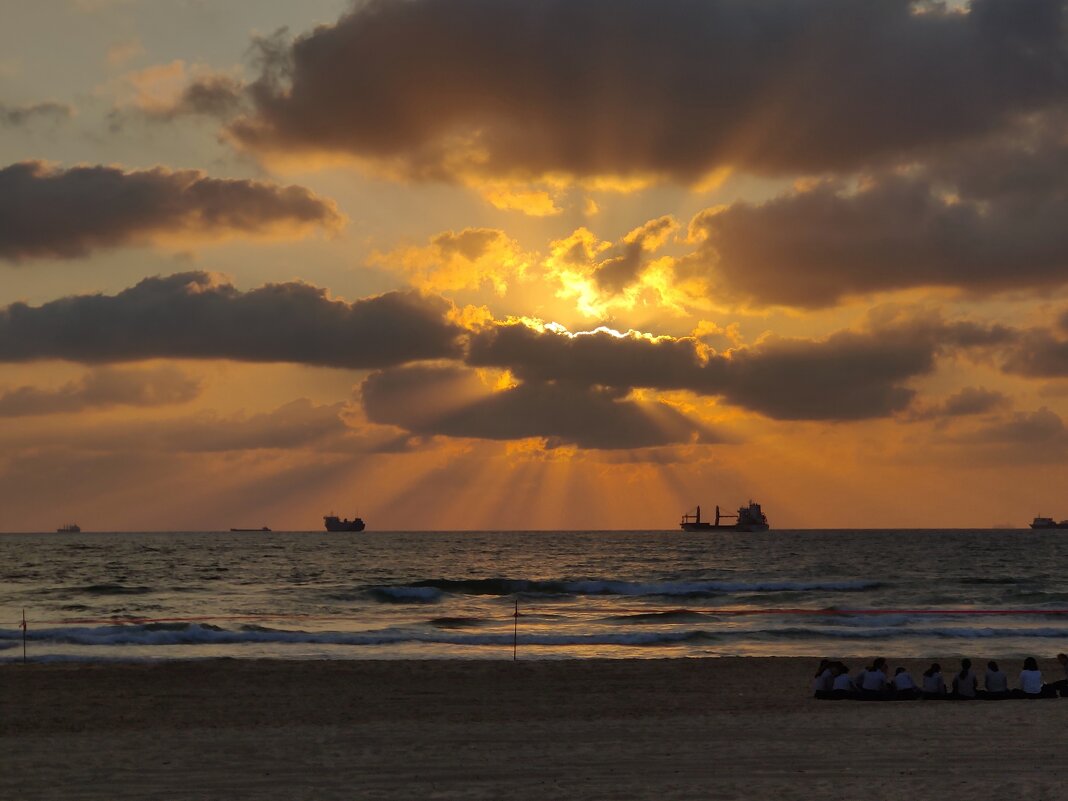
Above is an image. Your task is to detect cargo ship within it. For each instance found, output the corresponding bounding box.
[56,523,81,533]
[1030,516,1068,529]
[230,527,271,532]
[324,514,365,532]
[680,501,769,532]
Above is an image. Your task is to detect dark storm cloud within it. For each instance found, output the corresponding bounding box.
[1002,326,1068,378]
[0,161,341,262]
[960,407,1068,445]
[361,364,720,449]
[904,386,1012,421]
[229,0,1068,181]
[0,366,201,416]
[0,101,73,127]
[0,272,464,367]
[686,131,1068,306]
[466,316,1011,420]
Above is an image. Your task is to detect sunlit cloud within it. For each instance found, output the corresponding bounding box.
[370,228,534,295]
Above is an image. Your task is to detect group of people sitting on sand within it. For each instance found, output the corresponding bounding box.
[813,653,1068,700]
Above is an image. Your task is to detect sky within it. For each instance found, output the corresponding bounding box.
[2,0,1068,531]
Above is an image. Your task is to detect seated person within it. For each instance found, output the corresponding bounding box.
[831,663,857,698]
[860,657,891,697]
[1047,653,1068,697]
[1014,656,1058,698]
[981,660,1009,698]
[921,663,947,698]
[892,666,919,699]
[812,659,835,697]
[951,658,977,699]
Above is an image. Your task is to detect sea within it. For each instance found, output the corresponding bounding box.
[2,529,1068,662]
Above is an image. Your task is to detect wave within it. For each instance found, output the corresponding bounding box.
[368,586,444,603]
[0,622,716,648]
[76,584,154,596]
[602,610,712,624]
[5,619,1066,651]
[373,577,883,601]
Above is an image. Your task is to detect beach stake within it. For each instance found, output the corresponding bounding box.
[513,599,519,661]
[21,609,27,663]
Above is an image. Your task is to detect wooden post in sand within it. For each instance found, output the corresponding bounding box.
[21,608,27,663]
[513,599,519,661]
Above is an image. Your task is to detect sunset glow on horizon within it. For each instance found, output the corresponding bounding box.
[4,0,1068,531]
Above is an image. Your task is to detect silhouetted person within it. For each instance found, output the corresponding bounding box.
[831,663,856,698]
[982,660,1009,699]
[892,666,919,699]
[860,657,890,697]
[1047,653,1068,697]
[1013,656,1057,698]
[952,658,977,699]
[812,659,834,697]
[921,663,947,698]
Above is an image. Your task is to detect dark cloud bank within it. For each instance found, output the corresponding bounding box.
[4,273,1058,447]
[229,0,1068,180]
[689,132,1068,306]
[0,273,463,367]
[0,161,341,261]
[361,364,720,449]
[0,366,200,417]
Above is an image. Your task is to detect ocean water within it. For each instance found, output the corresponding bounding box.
[2,529,1068,662]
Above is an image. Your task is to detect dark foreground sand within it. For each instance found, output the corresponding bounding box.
[2,657,1066,800]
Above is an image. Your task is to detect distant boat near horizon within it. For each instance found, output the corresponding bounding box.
[230,526,271,532]
[56,523,81,533]
[680,501,769,532]
[1030,516,1068,530]
[324,514,365,532]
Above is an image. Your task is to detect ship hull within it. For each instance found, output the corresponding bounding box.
[1030,522,1068,529]
[325,520,365,532]
[680,522,769,532]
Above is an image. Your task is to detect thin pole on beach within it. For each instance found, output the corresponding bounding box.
[21,608,27,663]
[513,599,519,661]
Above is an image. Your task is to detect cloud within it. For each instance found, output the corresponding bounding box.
[228,0,1068,184]
[466,313,1010,420]
[361,364,721,449]
[0,101,73,127]
[0,273,464,367]
[0,161,343,262]
[961,407,1068,446]
[686,129,1068,307]
[1002,322,1068,378]
[0,162,343,262]
[0,365,201,416]
[904,386,1012,421]
[370,228,532,295]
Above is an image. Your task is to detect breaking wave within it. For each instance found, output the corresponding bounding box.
[370,577,883,601]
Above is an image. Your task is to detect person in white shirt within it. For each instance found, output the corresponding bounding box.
[812,659,834,697]
[831,663,857,697]
[1014,656,1056,698]
[1047,652,1068,697]
[860,657,890,697]
[982,660,1008,698]
[921,663,947,699]
[951,658,977,699]
[892,666,918,699]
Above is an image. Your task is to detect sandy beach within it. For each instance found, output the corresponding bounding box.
[3,657,1066,800]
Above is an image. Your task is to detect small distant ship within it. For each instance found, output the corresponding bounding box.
[230,526,271,532]
[680,501,769,532]
[56,523,81,533]
[324,514,366,532]
[1030,516,1068,530]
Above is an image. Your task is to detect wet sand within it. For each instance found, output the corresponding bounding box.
[2,657,1065,800]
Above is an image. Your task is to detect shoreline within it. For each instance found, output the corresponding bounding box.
[4,657,1066,799]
